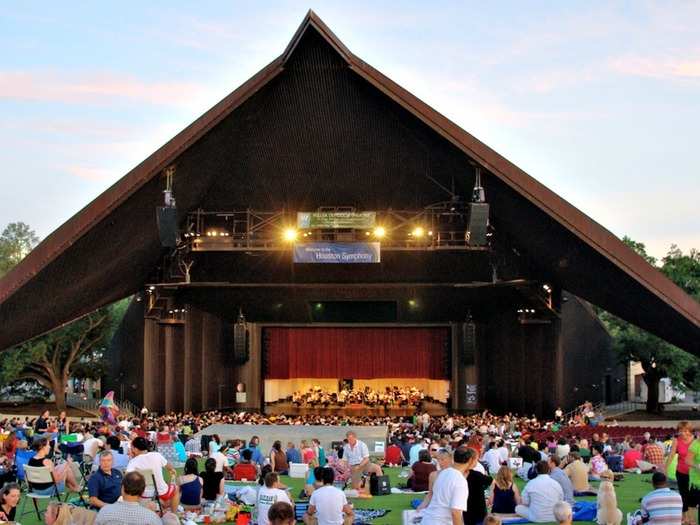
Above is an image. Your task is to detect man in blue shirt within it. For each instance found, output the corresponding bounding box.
[286,442,302,464]
[88,451,124,509]
[244,436,264,466]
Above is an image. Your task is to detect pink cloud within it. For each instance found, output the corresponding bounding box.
[610,55,700,80]
[0,70,207,106]
[65,165,117,182]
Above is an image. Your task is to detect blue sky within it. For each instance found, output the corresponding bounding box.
[1,1,698,259]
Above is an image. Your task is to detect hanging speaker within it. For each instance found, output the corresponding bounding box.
[156,206,178,248]
[461,320,476,366]
[467,202,489,246]
[233,321,249,365]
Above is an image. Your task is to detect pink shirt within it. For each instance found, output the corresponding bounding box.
[676,438,691,475]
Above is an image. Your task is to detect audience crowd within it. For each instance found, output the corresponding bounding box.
[0,405,696,525]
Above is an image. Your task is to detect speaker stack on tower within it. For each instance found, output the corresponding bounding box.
[467,203,489,246]
[233,312,250,365]
[157,207,178,248]
[461,316,477,366]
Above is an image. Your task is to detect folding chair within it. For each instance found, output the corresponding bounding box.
[137,468,163,514]
[20,465,62,520]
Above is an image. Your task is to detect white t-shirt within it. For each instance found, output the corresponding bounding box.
[83,437,103,459]
[421,467,469,525]
[126,452,168,497]
[118,420,132,431]
[211,451,227,473]
[309,485,348,525]
[256,486,291,525]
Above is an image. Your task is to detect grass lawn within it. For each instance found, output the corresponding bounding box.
[15,466,662,525]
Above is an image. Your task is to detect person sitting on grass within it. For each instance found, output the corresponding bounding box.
[304,466,326,498]
[564,452,596,496]
[553,501,573,525]
[201,457,225,502]
[256,472,293,525]
[516,460,564,523]
[408,449,436,492]
[304,467,353,525]
[233,448,259,481]
[268,501,296,525]
[177,457,203,510]
[488,466,521,515]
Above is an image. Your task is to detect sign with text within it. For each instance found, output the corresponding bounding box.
[297,211,376,229]
[466,384,478,405]
[293,242,381,263]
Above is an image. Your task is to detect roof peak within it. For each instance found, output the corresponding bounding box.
[282,10,354,65]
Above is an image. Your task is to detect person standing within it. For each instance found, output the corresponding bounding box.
[464,448,493,525]
[421,446,471,525]
[666,421,697,525]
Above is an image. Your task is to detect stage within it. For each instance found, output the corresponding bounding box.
[265,400,448,417]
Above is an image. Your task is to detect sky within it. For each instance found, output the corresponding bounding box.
[1,1,698,260]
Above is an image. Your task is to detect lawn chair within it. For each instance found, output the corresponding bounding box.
[137,468,163,514]
[20,465,62,520]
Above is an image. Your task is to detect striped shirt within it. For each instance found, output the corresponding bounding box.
[640,488,683,525]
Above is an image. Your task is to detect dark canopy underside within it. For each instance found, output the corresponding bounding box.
[0,12,698,353]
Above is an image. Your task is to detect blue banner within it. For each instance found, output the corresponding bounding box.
[293,242,381,263]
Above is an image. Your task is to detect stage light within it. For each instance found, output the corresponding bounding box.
[542,284,551,293]
[408,299,418,308]
[428,230,433,236]
[148,285,156,291]
[283,228,298,242]
[373,226,386,238]
[412,227,425,238]
[314,303,323,310]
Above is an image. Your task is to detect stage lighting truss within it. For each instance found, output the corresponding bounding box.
[182,204,490,253]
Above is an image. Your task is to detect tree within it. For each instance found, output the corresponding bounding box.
[0,222,39,277]
[600,238,700,412]
[0,308,114,410]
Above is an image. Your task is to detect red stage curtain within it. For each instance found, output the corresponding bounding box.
[264,327,448,379]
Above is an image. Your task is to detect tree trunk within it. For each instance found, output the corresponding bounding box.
[643,368,661,413]
[52,375,67,411]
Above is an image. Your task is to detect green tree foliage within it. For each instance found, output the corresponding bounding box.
[0,221,130,408]
[0,309,114,409]
[600,237,700,412]
[0,222,39,277]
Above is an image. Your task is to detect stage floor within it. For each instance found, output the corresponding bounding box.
[265,400,447,417]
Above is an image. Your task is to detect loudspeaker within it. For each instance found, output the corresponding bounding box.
[156,206,178,248]
[233,321,249,365]
[461,320,476,366]
[467,202,489,245]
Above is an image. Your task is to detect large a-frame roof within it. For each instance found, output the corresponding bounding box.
[0,11,698,353]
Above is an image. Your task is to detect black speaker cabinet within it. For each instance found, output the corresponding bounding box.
[461,321,476,366]
[467,202,489,246]
[156,206,178,248]
[233,322,250,365]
